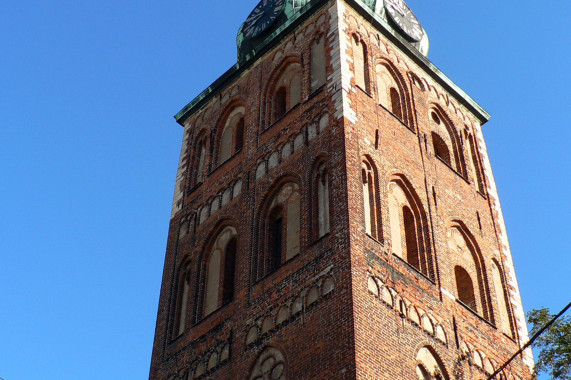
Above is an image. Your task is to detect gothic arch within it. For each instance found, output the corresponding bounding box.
[429,105,467,177]
[448,220,493,322]
[415,345,450,380]
[263,56,303,126]
[491,258,516,337]
[351,33,370,93]
[375,58,414,127]
[388,173,434,279]
[254,176,303,281]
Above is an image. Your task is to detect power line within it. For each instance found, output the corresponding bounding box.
[487,301,571,380]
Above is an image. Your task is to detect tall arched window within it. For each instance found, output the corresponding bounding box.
[491,259,515,336]
[362,159,379,239]
[352,35,369,93]
[193,135,208,184]
[256,182,301,280]
[218,107,245,165]
[202,226,238,318]
[174,262,192,336]
[448,224,493,321]
[455,266,477,311]
[388,176,433,279]
[269,62,302,124]
[376,63,408,124]
[310,35,327,92]
[314,161,330,238]
[429,109,466,176]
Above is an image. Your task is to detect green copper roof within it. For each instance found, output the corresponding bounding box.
[175,0,490,125]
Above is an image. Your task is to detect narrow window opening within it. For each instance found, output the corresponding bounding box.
[269,208,284,272]
[235,118,244,152]
[273,87,287,121]
[177,270,190,336]
[375,129,379,150]
[196,140,206,183]
[403,206,420,271]
[455,266,477,311]
[476,211,482,230]
[389,87,403,120]
[432,186,437,208]
[432,132,451,165]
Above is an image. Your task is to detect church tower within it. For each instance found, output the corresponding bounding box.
[149,1,533,379]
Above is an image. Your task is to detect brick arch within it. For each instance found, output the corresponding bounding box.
[188,128,211,187]
[388,173,434,280]
[415,344,450,380]
[429,104,467,177]
[262,55,303,127]
[374,58,415,128]
[448,220,494,322]
[253,176,303,281]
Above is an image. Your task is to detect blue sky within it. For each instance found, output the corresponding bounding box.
[0,1,569,379]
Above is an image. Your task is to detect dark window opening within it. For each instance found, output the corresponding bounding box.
[222,237,237,305]
[235,118,244,152]
[432,132,451,166]
[269,208,284,272]
[390,87,402,120]
[273,87,287,121]
[455,266,477,311]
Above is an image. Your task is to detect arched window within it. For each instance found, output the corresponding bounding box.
[388,176,433,279]
[376,62,410,125]
[314,161,330,238]
[455,266,477,311]
[174,262,192,336]
[491,259,515,336]
[218,107,245,165]
[249,347,285,380]
[310,35,327,92]
[269,62,302,124]
[429,109,466,175]
[352,35,369,93]
[362,159,380,239]
[416,346,449,380]
[448,224,493,321]
[202,226,238,317]
[432,132,451,166]
[193,135,208,184]
[256,182,301,280]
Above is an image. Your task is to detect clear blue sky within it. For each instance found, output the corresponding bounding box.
[0,1,568,379]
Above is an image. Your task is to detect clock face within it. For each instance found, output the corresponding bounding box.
[384,0,424,42]
[243,0,285,39]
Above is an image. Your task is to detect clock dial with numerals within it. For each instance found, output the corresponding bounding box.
[384,0,424,42]
[243,0,285,39]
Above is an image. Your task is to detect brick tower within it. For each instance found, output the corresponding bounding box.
[149,1,534,379]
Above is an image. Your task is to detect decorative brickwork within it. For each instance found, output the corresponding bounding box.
[150,1,533,379]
